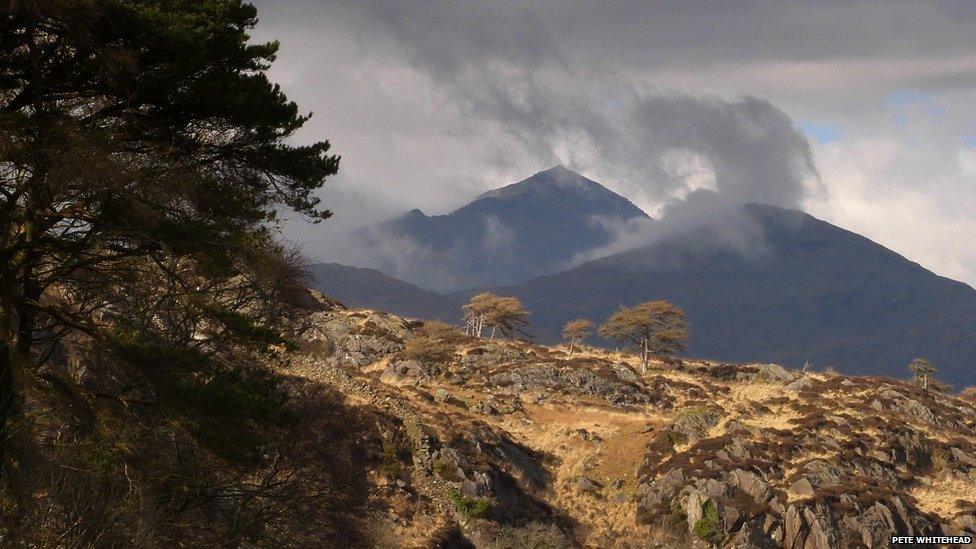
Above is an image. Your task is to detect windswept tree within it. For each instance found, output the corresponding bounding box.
[908,358,937,390]
[463,293,496,337]
[486,296,529,338]
[598,301,688,373]
[0,1,338,442]
[462,293,529,339]
[562,319,593,356]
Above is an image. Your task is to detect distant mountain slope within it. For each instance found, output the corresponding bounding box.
[314,202,976,387]
[306,263,459,322]
[494,204,976,387]
[353,166,651,291]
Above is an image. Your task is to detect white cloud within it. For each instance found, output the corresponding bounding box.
[806,135,976,285]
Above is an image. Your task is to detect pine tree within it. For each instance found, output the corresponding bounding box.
[0,1,338,440]
[908,358,937,389]
[598,301,688,373]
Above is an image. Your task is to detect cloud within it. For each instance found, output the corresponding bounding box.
[252,0,976,285]
[326,1,821,216]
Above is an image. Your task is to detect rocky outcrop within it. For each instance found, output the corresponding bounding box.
[301,310,414,367]
[486,361,656,407]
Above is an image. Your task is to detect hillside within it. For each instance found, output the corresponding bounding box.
[349,166,651,291]
[491,203,976,388]
[9,290,976,547]
[307,263,459,322]
[289,306,976,546]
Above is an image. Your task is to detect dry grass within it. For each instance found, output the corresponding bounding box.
[910,472,976,516]
[494,403,664,545]
[303,311,976,546]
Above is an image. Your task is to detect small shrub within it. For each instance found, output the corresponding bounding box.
[482,521,570,548]
[448,488,492,520]
[419,320,467,344]
[655,429,689,448]
[403,335,455,366]
[379,440,403,480]
[310,338,333,358]
[433,459,462,481]
[692,499,722,544]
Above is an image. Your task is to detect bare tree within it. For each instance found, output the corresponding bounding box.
[562,319,593,356]
[598,301,688,374]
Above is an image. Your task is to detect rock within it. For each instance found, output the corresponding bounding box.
[717,439,753,462]
[950,447,976,466]
[795,460,842,492]
[672,406,724,443]
[729,521,777,549]
[786,377,813,391]
[460,478,479,498]
[952,514,976,534]
[577,476,603,494]
[783,503,840,549]
[783,505,807,549]
[482,394,523,415]
[382,360,429,383]
[753,363,801,384]
[846,502,897,547]
[434,388,451,402]
[485,362,655,407]
[802,504,840,549]
[731,468,772,503]
[612,362,640,383]
[639,468,685,512]
[684,490,711,530]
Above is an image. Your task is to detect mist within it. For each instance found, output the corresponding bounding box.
[280,0,822,286]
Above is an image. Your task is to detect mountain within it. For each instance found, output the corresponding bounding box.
[311,194,976,388]
[306,263,459,322]
[492,203,976,387]
[352,166,651,291]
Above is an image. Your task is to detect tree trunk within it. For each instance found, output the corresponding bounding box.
[639,336,649,374]
[0,341,14,442]
[490,326,495,339]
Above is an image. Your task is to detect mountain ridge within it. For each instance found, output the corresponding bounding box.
[312,169,976,388]
[350,166,652,291]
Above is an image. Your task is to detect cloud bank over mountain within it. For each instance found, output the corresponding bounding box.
[253,0,976,285]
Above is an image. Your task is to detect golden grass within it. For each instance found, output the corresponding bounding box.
[910,472,976,516]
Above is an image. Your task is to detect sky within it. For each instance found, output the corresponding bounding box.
[251,0,976,287]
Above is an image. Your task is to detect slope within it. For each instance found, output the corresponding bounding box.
[499,203,976,387]
[352,166,651,291]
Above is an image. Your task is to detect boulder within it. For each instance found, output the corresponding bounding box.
[577,476,603,494]
[730,468,772,503]
[382,360,429,383]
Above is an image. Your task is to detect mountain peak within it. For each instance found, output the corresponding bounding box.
[362,168,650,291]
[474,165,627,203]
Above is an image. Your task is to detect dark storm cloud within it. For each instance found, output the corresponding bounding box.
[253,0,976,284]
[321,0,823,210]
